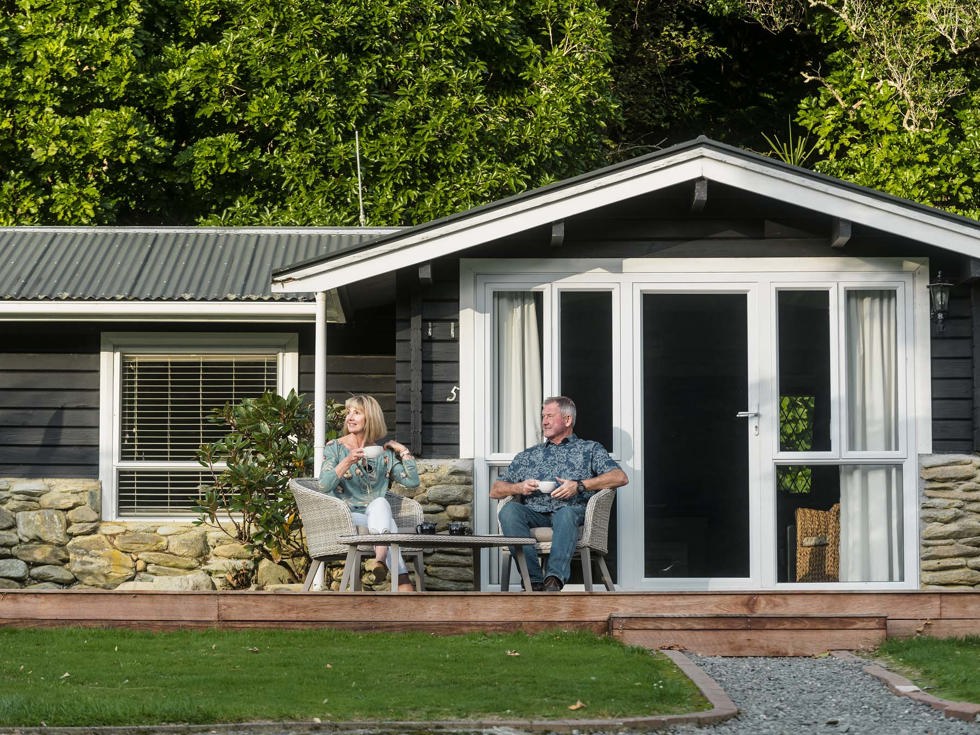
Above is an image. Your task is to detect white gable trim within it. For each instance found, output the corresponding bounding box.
[271,142,980,294]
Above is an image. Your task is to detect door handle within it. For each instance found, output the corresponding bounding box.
[735,411,759,418]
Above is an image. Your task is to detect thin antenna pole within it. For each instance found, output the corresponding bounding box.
[355,129,366,226]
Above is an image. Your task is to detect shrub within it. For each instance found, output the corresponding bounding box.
[194,390,344,585]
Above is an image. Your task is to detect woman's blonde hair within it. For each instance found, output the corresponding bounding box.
[344,394,387,444]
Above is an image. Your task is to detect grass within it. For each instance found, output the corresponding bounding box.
[0,627,708,727]
[873,636,980,704]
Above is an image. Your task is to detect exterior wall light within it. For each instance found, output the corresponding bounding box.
[927,271,953,335]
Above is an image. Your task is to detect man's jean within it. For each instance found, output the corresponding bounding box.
[498,501,586,584]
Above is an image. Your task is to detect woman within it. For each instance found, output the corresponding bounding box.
[318,395,419,591]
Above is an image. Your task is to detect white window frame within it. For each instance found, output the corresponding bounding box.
[99,332,299,521]
[461,257,930,591]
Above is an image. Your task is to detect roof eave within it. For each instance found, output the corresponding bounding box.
[271,139,980,294]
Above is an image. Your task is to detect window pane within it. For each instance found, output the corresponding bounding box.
[121,354,277,461]
[492,292,543,453]
[560,291,612,449]
[845,290,898,451]
[777,291,831,451]
[776,464,903,583]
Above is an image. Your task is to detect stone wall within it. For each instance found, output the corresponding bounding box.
[920,454,980,588]
[8,454,977,591]
[0,459,474,591]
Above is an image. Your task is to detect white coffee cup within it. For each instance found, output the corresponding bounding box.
[536,480,557,494]
[361,445,383,459]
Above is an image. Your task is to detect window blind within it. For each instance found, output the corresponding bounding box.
[117,353,278,516]
[120,354,277,462]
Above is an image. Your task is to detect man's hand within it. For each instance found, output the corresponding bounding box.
[551,477,579,500]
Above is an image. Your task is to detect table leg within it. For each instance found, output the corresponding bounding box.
[472,547,481,591]
[514,551,533,592]
[389,543,401,593]
[340,547,359,591]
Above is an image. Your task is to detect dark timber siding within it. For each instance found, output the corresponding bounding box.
[395,264,460,458]
[931,288,973,453]
[0,352,100,477]
[1,323,394,478]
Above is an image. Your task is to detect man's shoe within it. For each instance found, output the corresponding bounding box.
[523,580,545,591]
[543,575,564,592]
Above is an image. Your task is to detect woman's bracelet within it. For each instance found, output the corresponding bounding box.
[399,451,413,460]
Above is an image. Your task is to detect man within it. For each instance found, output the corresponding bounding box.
[491,396,628,592]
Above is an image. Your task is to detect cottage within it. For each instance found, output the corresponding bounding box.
[2,138,980,593]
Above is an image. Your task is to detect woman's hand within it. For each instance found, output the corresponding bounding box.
[342,446,366,469]
[384,441,412,459]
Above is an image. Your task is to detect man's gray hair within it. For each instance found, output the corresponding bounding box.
[544,396,576,426]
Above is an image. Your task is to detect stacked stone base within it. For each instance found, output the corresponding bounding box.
[0,459,476,591]
[4,456,978,590]
[920,454,980,588]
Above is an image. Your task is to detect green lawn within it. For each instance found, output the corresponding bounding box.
[0,628,708,727]
[873,636,980,704]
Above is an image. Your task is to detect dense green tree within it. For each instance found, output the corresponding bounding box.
[0,0,174,223]
[603,0,819,155]
[743,0,980,218]
[1,0,618,225]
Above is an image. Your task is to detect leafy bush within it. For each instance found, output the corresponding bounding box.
[194,390,344,585]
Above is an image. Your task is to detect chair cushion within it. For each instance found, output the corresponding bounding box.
[530,527,583,543]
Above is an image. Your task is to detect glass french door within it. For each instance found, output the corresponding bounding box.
[638,291,754,584]
[465,259,924,591]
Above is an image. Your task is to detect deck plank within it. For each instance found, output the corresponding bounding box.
[1,590,976,656]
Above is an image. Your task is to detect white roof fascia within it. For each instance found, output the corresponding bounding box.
[699,151,980,255]
[0,300,327,322]
[272,153,707,293]
[272,144,980,294]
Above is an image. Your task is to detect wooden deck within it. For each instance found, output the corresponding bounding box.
[2,590,978,656]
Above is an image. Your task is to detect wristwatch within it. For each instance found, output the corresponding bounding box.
[576,480,586,494]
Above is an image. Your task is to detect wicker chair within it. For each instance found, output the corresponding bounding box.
[795,503,840,583]
[288,478,426,591]
[498,488,617,591]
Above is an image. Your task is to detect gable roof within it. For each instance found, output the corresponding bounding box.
[0,226,397,321]
[271,137,980,293]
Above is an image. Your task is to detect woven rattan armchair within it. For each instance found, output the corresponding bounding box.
[498,488,617,591]
[794,503,840,583]
[288,478,425,591]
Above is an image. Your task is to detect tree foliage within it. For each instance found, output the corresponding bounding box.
[0,0,172,223]
[1,0,618,225]
[3,0,978,223]
[742,0,980,218]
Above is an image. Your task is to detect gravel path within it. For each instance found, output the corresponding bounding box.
[663,655,979,734]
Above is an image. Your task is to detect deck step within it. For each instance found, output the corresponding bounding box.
[609,613,887,656]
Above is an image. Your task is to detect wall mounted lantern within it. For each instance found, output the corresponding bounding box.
[927,271,953,335]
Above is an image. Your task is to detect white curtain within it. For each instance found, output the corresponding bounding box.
[494,292,543,453]
[840,290,903,581]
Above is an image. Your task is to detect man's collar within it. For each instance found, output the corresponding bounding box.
[544,433,577,447]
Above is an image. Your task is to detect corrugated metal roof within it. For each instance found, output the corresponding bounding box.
[0,227,398,301]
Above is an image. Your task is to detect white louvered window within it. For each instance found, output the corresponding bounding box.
[101,334,298,519]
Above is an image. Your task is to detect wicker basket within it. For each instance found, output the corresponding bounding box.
[795,503,840,583]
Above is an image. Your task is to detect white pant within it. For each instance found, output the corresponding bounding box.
[352,497,407,574]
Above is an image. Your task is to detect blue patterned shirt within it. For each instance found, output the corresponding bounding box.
[499,434,621,513]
